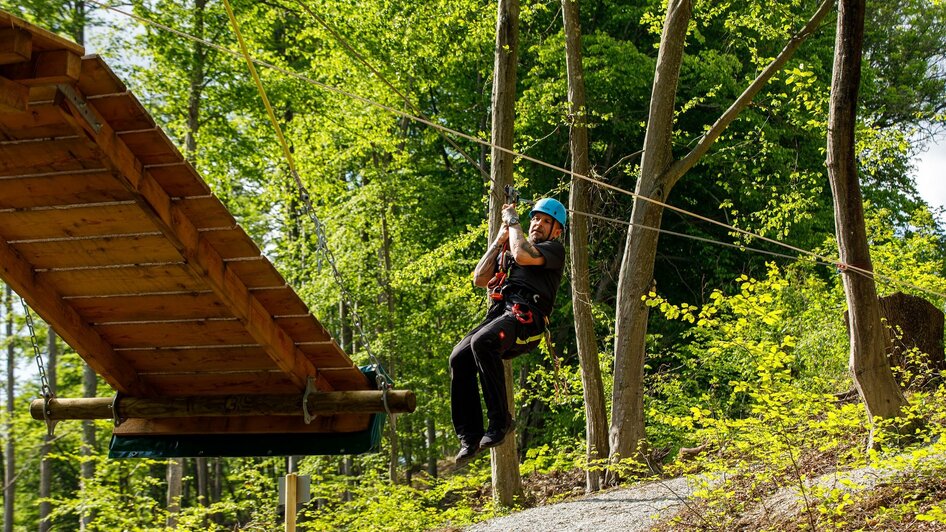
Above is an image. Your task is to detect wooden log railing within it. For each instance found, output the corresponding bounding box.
[30,390,415,421]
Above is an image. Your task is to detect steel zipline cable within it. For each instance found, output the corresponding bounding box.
[86,0,946,303]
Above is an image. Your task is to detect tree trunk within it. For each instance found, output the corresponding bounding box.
[341,455,354,502]
[196,456,209,526]
[379,206,399,485]
[402,416,413,484]
[80,363,97,530]
[827,0,909,448]
[488,0,524,507]
[211,458,223,524]
[607,0,833,477]
[561,0,609,493]
[184,0,207,157]
[166,458,184,528]
[339,300,352,354]
[426,416,437,478]
[879,292,945,388]
[610,0,692,473]
[39,332,58,532]
[3,286,14,532]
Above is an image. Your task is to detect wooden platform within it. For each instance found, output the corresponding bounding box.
[0,11,374,436]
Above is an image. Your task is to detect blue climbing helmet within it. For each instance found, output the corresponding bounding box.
[530,198,567,229]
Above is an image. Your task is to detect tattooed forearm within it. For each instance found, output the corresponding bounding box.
[508,226,546,265]
[472,243,500,286]
[519,240,543,259]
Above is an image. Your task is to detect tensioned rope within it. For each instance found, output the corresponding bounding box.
[86,1,946,302]
[219,2,401,456]
[289,0,489,181]
[218,0,395,412]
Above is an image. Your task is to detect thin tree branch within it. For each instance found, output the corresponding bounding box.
[664,0,835,189]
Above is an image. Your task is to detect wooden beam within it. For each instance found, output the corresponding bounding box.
[0,12,84,57]
[0,237,152,395]
[56,86,340,392]
[0,75,27,112]
[110,413,372,436]
[2,50,81,86]
[30,390,416,420]
[0,28,31,65]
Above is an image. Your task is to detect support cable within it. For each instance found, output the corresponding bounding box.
[219,0,392,415]
[290,0,489,181]
[88,0,946,303]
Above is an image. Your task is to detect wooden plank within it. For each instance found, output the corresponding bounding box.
[320,367,374,391]
[38,263,205,297]
[0,169,131,209]
[67,292,232,322]
[0,28,31,65]
[0,102,79,141]
[112,413,372,435]
[12,233,181,268]
[118,128,181,166]
[96,319,256,348]
[141,371,299,396]
[202,228,263,260]
[250,286,310,316]
[274,316,333,343]
[0,202,158,241]
[0,136,104,177]
[227,258,286,289]
[88,92,154,132]
[298,342,354,368]
[0,235,151,395]
[2,50,81,86]
[175,196,235,229]
[0,76,27,112]
[58,92,339,392]
[77,55,125,97]
[145,163,211,197]
[119,346,278,373]
[119,342,357,375]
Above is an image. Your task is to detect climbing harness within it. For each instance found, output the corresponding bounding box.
[487,244,510,301]
[511,303,533,325]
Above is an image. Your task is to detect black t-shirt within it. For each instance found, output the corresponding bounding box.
[498,239,566,317]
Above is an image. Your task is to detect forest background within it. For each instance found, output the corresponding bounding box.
[2,0,946,530]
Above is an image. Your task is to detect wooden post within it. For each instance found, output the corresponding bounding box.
[284,472,297,532]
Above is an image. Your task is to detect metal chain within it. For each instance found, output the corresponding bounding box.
[291,173,385,376]
[20,297,52,399]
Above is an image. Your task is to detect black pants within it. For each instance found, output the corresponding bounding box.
[449,303,543,443]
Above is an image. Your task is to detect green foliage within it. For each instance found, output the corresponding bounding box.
[644,264,848,449]
[3,0,946,528]
[299,461,503,531]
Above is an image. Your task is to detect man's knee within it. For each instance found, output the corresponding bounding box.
[469,328,502,360]
[449,342,472,371]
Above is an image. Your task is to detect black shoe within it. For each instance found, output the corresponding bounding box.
[480,423,512,449]
[455,440,482,467]
[479,429,506,449]
[479,418,514,449]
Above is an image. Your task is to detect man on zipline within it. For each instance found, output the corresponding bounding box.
[449,197,567,466]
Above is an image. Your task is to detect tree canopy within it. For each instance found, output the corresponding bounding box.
[2,0,946,529]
